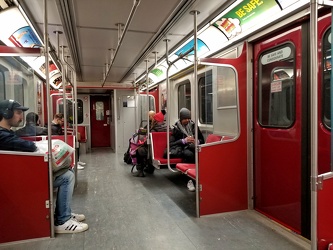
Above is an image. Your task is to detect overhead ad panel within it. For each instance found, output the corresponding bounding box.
[212,0,298,40]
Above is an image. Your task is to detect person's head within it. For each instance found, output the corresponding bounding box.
[26,112,39,125]
[0,99,29,128]
[148,110,156,121]
[53,113,64,125]
[179,108,191,126]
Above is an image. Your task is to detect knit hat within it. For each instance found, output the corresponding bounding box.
[179,108,191,120]
[153,112,164,122]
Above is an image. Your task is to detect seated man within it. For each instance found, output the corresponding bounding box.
[51,113,64,135]
[15,112,48,137]
[169,108,204,191]
[0,99,88,233]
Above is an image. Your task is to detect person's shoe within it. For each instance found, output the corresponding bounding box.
[132,165,145,177]
[55,218,88,234]
[71,213,85,222]
[77,165,85,170]
[187,180,195,192]
[78,161,86,166]
[143,165,155,174]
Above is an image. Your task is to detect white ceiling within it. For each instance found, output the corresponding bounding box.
[17,0,230,88]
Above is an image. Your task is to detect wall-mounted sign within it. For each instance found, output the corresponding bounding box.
[261,47,292,65]
[213,0,281,39]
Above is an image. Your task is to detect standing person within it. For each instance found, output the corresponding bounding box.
[0,99,88,233]
[169,108,204,191]
[51,113,64,135]
[15,112,48,137]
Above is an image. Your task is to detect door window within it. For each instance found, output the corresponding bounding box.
[258,44,295,127]
[322,28,331,129]
[95,101,104,121]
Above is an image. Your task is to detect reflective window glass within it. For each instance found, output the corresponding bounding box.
[258,44,295,127]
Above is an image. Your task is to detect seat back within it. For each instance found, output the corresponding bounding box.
[205,134,222,143]
[151,132,168,158]
[150,132,183,168]
[77,126,87,143]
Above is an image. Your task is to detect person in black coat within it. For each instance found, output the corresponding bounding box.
[51,113,64,135]
[0,100,36,152]
[15,112,48,137]
[169,107,204,163]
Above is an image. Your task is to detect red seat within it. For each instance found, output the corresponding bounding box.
[175,133,222,179]
[206,134,222,143]
[77,126,87,143]
[150,132,182,169]
[187,169,196,179]
[176,163,195,174]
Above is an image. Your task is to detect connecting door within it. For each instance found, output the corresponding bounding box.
[90,95,111,147]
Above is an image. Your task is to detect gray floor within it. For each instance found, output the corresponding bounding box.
[1,148,310,250]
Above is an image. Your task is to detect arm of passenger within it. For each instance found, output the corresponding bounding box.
[5,134,37,152]
[169,132,184,147]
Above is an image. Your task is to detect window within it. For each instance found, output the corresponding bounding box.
[199,70,213,124]
[95,101,104,121]
[58,98,84,124]
[0,71,4,100]
[178,81,191,113]
[258,44,295,127]
[322,28,331,129]
[213,66,239,136]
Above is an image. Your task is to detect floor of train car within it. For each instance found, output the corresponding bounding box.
[1,148,309,250]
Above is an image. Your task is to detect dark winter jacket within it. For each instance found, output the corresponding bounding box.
[51,122,63,135]
[0,127,37,152]
[151,121,168,132]
[15,124,48,137]
[169,120,204,149]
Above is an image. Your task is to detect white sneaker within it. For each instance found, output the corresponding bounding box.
[77,165,85,170]
[78,161,86,166]
[55,218,88,234]
[71,213,85,222]
[187,180,195,192]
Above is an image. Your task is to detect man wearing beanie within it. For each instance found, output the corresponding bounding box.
[179,107,191,121]
[167,108,204,190]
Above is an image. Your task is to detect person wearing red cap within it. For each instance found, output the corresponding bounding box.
[151,110,168,132]
[133,110,168,177]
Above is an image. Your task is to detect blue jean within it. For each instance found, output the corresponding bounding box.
[53,169,74,225]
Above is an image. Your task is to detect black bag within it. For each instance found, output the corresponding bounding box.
[123,146,132,164]
[163,146,183,159]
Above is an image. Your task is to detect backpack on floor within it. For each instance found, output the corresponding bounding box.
[123,144,132,164]
[124,128,147,166]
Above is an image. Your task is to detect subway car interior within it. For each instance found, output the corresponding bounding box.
[0,0,333,249]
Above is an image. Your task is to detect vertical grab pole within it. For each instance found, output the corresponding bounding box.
[145,59,150,133]
[164,39,177,172]
[145,59,151,163]
[43,0,54,238]
[310,0,318,249]
[331,8,333,180]
[133,74,138,131]
[190,10,200,218]
[61,46,68,143]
